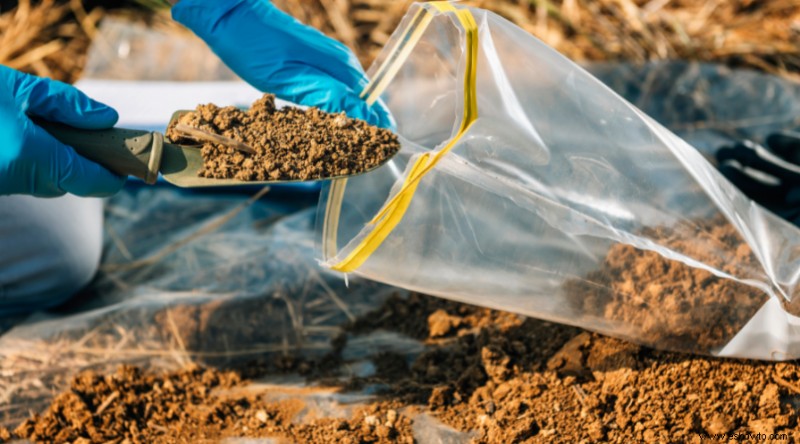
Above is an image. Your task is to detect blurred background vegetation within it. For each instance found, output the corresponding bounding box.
[1,0,798,83]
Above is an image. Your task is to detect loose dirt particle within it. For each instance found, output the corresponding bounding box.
[166,94,400,182]
[705,413,734,435]
[428,309,465,338]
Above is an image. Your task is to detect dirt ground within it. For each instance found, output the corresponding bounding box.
[165,94,399,182]
[6,292,800,443]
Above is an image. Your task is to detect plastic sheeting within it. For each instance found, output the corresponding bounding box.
[0,185,474,441]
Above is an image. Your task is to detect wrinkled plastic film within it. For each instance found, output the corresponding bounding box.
[319,2,800,360]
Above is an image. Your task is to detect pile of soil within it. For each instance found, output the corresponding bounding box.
[165,94,400,182]
[9,365,413,444]
[7,292,800,443]
[564,220,769,352]
[347,293,800,444]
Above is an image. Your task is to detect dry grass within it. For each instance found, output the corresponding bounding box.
[2,0,799,83]
[275,0,800,80]
[0,0,104,83]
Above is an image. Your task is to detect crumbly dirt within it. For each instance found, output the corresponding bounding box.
[564,220,770,353]
[11,292,800,444]
[165,94,400,182]
[11,364,414,444]
[346,293,800,444]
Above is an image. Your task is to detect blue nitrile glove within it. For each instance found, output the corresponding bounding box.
[0,66,125,197]
[172,0,394,129]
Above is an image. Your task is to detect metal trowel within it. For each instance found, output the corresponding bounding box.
[37,110,393,187]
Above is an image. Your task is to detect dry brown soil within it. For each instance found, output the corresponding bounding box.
[166,94,400,182]
[9,364,413,444]
[565,219,769,352]
[349,294,800,443]
[8,292,800,443]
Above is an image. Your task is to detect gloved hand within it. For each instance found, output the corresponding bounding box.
[172,0,394,129]
[716,131,800,224]
[0,66,125,197]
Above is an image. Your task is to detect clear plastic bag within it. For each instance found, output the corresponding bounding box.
[318,2,800,360]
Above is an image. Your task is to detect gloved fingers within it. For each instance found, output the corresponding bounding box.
[766,131,800,165]
[716,159,789,207]
[715,141,800,186]
[25,122,126,197]
[11,68,118,130]
[268,64,395,129]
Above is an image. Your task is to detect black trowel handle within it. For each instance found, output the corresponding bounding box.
[36,119,164,185]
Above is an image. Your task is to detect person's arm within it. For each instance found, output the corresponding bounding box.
[170,0,394,129]
[0,65,125,197]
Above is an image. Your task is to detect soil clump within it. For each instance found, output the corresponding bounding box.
[166,94,400,182]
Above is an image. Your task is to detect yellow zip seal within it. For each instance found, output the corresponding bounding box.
[325,1,480,273]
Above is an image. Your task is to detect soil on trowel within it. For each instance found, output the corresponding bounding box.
[563,219,770,352]
[11,364,413,444]
[165,94,400,181]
